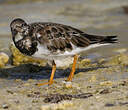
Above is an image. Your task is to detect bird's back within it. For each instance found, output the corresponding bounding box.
[28,22,117,57]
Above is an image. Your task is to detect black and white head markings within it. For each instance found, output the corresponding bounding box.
[10,18,38,56]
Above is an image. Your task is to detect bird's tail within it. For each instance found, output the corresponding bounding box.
[82,33,118,44]
[99,36,118,44]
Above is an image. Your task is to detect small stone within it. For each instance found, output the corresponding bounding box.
[80,59,91,67]
[61,101,73,107]
[6,90,14,94]
[89,75,97,82]
[0,52,9,68]
[105,103,115,107]
[32,99,38,103]
[98,58,106,64]
[99,89,110,94]
[2,103,9,109]
[100,81,113,86]
[14,100,20,104]
[62,81,72,88]
[119,81,128,86]
[41,101,73,110]
[23,83,30,86]
[41,104,51,110]
[28,79,34,82]
[15,79,22,82]
[108,53,128,66]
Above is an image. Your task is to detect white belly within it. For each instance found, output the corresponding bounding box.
[49,56,74,68]
[32,43,109,67]
[32,43,74,67]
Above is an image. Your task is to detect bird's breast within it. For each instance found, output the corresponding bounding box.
[32,43,51,59]
[14,33,23,42]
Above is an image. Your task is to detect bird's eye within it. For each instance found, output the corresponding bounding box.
[21,24,24,27]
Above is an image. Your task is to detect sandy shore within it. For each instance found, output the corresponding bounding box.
[0,50,128,110]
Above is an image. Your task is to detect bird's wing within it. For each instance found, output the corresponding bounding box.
[31,22,91,53]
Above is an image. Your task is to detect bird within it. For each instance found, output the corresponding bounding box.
[10,18,118,86]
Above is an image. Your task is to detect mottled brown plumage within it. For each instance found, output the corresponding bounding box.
[27,22,91,54]
[27,22,117,55]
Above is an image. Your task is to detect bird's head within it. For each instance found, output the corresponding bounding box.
[10,18,38,56]
[10,18,30,42]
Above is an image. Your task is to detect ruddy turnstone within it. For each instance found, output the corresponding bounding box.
[10,18,118,86]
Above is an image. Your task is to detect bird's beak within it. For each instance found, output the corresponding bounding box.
[11,28,17,40]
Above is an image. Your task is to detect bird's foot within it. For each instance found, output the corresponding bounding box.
[36,81,54,86]
[66,78,72,82]
[66,72,73,81]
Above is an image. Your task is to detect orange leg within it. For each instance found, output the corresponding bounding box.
[37,61,56,86]
[67,54,78,81]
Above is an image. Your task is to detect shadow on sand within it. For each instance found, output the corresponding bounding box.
[0,64,109,80]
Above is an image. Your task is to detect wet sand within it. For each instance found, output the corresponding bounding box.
[0,53,128,110]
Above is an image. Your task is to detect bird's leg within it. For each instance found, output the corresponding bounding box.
[37,61,56,86]
[67,54,78,81]
[49,61,56,84]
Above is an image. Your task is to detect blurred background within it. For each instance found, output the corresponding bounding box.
[0,0,128,58]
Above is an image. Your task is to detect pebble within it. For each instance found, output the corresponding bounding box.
[99,89,110,94]
[14,100,20,104]
[62,81,72,88]
[6,90,14,94]
[0,52,9,68]
[89,75,97,82]
[80,59,91,66]
[15,79,22,82]
[100,81,113,86]
[2,103,9,109]
[98,58,106,64]
[41,101,73,110]
[23,83,30,86]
